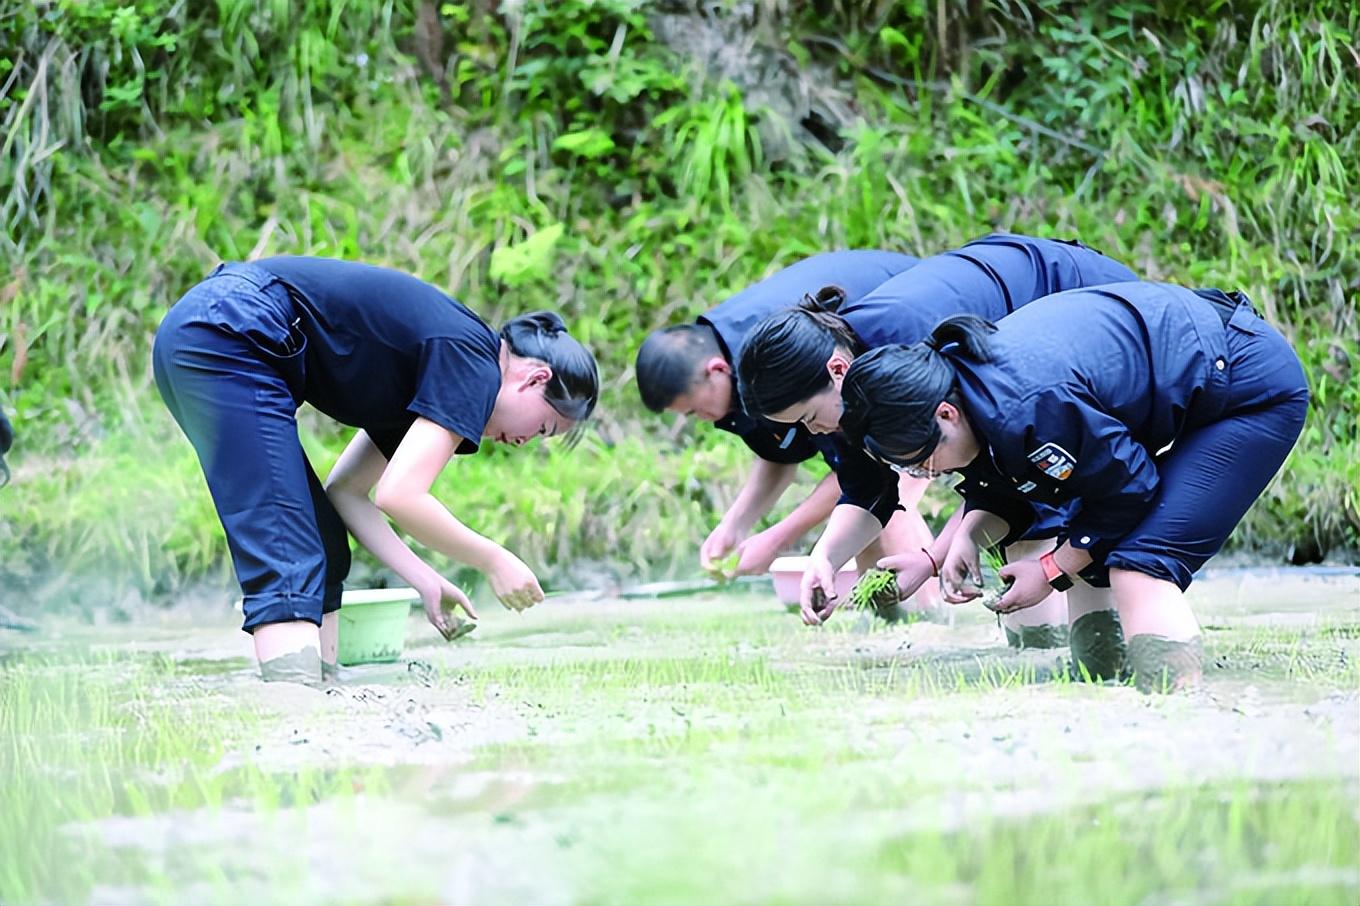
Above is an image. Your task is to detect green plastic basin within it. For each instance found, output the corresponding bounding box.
[337,587,418,665]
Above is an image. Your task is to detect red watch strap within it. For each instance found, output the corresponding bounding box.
[1039,550,1064,583]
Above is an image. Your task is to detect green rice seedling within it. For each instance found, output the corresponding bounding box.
[708,551,741,582]
[849,567,901,616]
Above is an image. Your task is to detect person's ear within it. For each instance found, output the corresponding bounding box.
[936,400,960,424]
[521,365,552,391]
[826,351,852,388]
[703,356,731,377]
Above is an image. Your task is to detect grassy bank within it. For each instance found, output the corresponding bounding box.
[1,0,1356,607]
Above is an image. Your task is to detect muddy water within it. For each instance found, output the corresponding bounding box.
[6,568,1358,904]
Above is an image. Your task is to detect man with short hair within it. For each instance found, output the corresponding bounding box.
[635,250,938,615]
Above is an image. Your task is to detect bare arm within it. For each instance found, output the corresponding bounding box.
[720,458,800,536]
[325,430,449,592]
[371,419,503,569]
[726,472,843,577]
[793,503,883,625]
[811,503,884,573]
[1052,540,1094,577]
[762,472,840,551]
[959,509,1012,549]
[325,427,481,633]
[329,417,543,611]
[701,458,799,571]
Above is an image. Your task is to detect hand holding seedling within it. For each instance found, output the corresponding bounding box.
[849,568,901,615]
[699,522,741,576]
[485,548,545,612]
[940,535,984,604]
[420,576,478,640]
[731,526,784,577]
[993,559,1050,613]
[708,551,741,582]
[798,555,840,625]
[876,550,938,601]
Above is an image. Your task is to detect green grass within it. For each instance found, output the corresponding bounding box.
[0,654,387,903]
[4,586,1355,904]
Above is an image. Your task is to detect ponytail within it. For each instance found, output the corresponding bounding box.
[501,311,600,422]
[923,314,996,359]
[736,284,864,417]
[840,316,995,466]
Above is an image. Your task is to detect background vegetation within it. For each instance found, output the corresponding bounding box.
[1,0,1356,610]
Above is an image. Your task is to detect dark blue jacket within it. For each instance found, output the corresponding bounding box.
[950,282,1244,551]
[701,250,919,463]
[835,233,1139,522]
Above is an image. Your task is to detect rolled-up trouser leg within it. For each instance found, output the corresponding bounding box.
[1104,317,1308,591]
[154,312,332,632]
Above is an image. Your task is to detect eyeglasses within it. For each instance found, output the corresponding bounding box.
[888,453,944,480]
[868,428,942,479]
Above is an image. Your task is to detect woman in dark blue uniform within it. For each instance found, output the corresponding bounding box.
[735,233,1137,636]
[634,250,919,584]
[153,258,599,684]
[838,282,1309,691]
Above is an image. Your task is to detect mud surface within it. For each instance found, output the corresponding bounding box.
[4,568,1358,904]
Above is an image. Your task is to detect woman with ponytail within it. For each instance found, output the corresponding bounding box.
[737,233,1137,641]
[840,283,1308,692]
[634,250,919,583]
[154,257,599,685]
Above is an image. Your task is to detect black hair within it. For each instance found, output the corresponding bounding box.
[634,323,723,413]
[840,315,996,466]
[736,285,863,418]
[500,311,600,422]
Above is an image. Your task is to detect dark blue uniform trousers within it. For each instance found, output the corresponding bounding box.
[152,264,349,631]
[1101,306,1309,589]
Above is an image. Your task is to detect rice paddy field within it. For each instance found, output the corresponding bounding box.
[3,568,1357,905]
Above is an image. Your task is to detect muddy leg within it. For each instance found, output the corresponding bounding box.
[255,620,324,686]
[320,611,340,681]
[1066,584,1125,681]
[1111,569,1203,693]
[1000,540,1070,649]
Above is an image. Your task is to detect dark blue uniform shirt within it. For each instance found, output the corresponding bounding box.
[256,257,502,459]
[700,250,920,464]
[949,282,1238,552]
[833,233,1138,523]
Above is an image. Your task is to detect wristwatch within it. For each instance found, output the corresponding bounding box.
[1039,551,1074,592]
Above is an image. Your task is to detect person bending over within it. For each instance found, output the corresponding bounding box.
[635,250,919,594]
[839,283,1307,691]
[154,257,599,684]
[737,233,1137,638]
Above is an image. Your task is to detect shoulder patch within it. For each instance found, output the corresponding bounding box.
[1028,442,1076,481]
